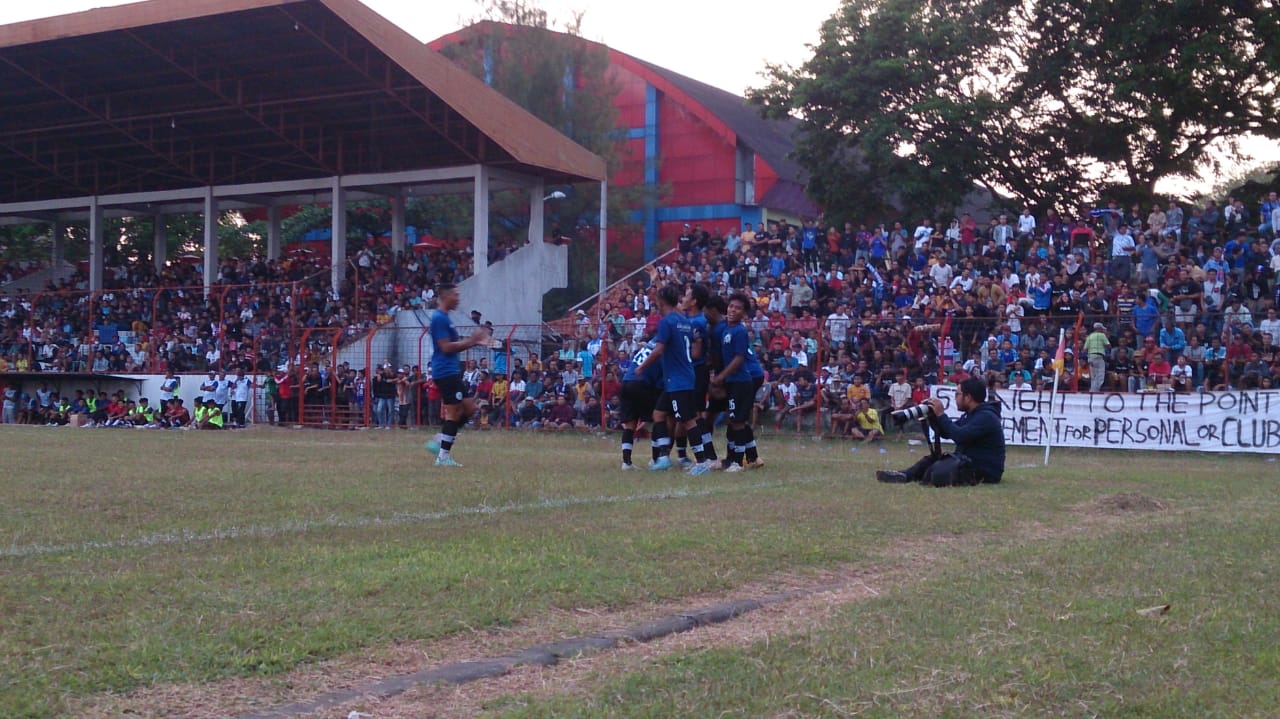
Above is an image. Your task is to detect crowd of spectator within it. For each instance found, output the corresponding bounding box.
[569,192,1280,434]
[0,241,474,377]
[4,191,1280,436]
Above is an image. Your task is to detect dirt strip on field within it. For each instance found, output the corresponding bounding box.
[66,493,1172,719]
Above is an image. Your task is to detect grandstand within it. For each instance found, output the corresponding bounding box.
[1,3,1278,443]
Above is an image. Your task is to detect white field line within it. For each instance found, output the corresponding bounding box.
[0,478,810,560]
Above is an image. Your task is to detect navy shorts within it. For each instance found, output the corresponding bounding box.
[434,374,468,405]
[726,381,755,423]
[620,381,661,423]
[656,390,698,422]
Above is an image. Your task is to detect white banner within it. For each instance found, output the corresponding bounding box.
[929,386,1280,454]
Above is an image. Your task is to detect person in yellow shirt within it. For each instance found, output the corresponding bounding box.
[845,374,871,403]
[849,399,883,443]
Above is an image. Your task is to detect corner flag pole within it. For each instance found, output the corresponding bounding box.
[1044,327,1066,466]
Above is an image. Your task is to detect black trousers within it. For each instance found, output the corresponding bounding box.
[902,452,993,487]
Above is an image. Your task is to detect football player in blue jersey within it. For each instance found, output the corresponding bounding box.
[712,293,765,471]
[617,337,664,470]
[634,284,712,474]
[424,283,490,467]
[675,283,720,468]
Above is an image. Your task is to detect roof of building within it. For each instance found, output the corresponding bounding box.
[0,0,605,205]
[627,58,802,184]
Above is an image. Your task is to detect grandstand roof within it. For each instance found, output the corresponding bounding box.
[0,0,606,208]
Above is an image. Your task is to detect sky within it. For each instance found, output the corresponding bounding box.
[0,0,836,97]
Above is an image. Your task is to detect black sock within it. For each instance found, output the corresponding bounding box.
[651,421,670,459]
[727,426,744,465]
[743,425,758,462]
[621,428,634,465]
[700,419,719,461]
[691,426,707,463]
[440,419,459,452]
[676,434,688,459]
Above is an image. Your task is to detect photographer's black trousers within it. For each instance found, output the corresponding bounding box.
[902,452,997,487]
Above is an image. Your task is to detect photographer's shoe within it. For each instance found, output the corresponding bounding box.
[876,470,911,483]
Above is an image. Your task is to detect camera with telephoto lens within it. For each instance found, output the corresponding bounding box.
[891,403,932,422]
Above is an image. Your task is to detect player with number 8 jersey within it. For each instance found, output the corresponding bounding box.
[635,284,711,474]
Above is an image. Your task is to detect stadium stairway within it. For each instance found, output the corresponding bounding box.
[0,260,77,293]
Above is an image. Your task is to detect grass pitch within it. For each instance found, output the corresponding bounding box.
[1,425,1277,718]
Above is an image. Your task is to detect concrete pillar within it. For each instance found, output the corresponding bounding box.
[529,180,544,246]
[391,194,406,256]
[473,166,489,270]
[331,177,347,290]
[203,187,218,297]
[153,215,167,272]
[51,220,65,269]
[267,205,281,260]
[88,199,103,292]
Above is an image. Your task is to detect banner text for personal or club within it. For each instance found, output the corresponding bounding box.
[930,387,1280,454]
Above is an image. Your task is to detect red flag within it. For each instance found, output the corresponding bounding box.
[1052,337,1066,373]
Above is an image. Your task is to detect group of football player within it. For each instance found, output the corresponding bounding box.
[620,283,766,474]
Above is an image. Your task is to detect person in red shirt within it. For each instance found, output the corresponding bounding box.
[1146,355,1172,387]
[163,398,191,428]
[910,377,931,407]
[275,368,295,425]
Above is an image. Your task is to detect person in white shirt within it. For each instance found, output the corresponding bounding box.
[1169,356,1193,393]
[212,371,232,414]
[887,372,913,436]
[1110,226,1136,282]
[1004,302,1024,334]
[826,307,851,345]
[929,257,954,288]
[1259,308,1280,344]
[628,313,646,341]
[913,219,933,250]
[1016,208,1036,237]
[200,370,219,403]
[229,370,253,427]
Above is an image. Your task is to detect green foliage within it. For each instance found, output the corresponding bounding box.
[752,0,1280,219]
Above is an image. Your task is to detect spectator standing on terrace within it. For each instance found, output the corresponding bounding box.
[1110,225,1136,282]
[424,283,489,467]
[1083,322,1111,392]
[371,365,395,429]
[212,371,231,415]
[199,370,218,405]
[229,369,252,427]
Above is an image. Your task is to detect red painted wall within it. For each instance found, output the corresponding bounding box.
[657,94,736,206]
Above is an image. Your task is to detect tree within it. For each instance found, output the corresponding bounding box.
[750,0,1280,218]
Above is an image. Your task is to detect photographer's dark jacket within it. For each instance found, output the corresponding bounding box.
[930,400,1005,482]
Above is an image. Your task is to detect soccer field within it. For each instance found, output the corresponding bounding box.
[2,426,1278,718]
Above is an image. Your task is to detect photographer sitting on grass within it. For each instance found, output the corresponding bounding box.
[876,377,1005,487]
